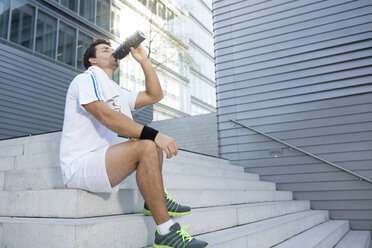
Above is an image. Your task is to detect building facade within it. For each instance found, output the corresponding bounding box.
[213,0,372,233]
[0,0,216,139]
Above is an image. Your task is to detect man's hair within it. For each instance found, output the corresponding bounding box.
[83,39,112,69]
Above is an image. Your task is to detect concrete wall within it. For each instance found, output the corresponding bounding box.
[213,0,372,232]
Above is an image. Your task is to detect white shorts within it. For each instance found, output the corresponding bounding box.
[65,146,120,194]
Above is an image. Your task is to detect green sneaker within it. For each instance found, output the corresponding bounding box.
[153,223,209,248]
[142,189,191,217]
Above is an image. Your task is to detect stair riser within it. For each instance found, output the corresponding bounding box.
[0,172,4,191]
[316,223,349,248]
[4,154,252,180]
[0,133,61,147]
[0,144,24,157]
[1,153,241,173]
[0,189,293,218]
[0,141,234,169]
[335,231,372,248]
[273,220,349,248]
[177,201,310,236]
[0,157,14,171]
[0,202,312,248]
[4,168,274,191]
[203,211,329,248]
[237,201,310,225]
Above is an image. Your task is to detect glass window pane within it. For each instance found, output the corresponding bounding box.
[96,0,110,31]
[110,3,120,37]
[77,31,93,70]
[0,0,10,39]
[167,8,174,21]
[61,0,77,12]
[58,21,76,66]
[79,0,94,22]
[148,0,157,15]
[35,10,57,58]
[113,61,119,84]
[10,0,35,49]
[158,2,165,20]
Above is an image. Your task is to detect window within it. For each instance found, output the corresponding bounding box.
[35,10,57,58]
[157,2,165,20]
[10,0,35,49]
[61,0,78,12]
[138,0,146,6]
[0,0,10,39]
[110,3,120,37]
[166,8,174,21]
[77,31,93,70]
[96,0,110,31]
[79,0,95,22]
[58,21,76,66]
[148,0,157,15]
[113,61,120,84]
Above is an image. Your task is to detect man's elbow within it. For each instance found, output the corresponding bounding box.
[151,93,164,104]
[157,93,164,102]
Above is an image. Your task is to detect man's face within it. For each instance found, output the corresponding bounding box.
[89,43,118,71]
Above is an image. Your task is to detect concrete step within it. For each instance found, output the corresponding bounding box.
[0,132,61,147]
[0,204,321,248]
[273,220,349,248]
[0,188,293,218]
[0,140,234,168]
[1,152,250,180]
[335,230,371,248]
[3,167,275,191]
[183,210,329,248]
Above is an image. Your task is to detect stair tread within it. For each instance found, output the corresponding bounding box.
[0,188,293,218]
[0,200,309,224]
[1,209,328,248]
[4,168,274,191]
[182,210,329,247]
[335,230,372,248]
[273,220,349,248]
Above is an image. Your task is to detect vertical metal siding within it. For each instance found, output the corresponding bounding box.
[213,0,372,233]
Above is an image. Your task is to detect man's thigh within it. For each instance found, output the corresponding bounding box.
[105,139,153,187]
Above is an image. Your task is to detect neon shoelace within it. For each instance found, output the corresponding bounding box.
[164,188,177,205]
[177,224,194,243]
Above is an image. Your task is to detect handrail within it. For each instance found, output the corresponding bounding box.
[230,119,372,184]
[132,105,150,117]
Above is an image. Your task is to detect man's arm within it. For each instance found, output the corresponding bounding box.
[129,46,164,110]
[83,100,178,158]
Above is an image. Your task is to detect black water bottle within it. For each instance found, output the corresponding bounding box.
[113,31,146,60]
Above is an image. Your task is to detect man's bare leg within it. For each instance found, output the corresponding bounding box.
[105,139,169,224]
[157,147,164,171]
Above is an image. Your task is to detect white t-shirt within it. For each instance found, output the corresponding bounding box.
[59,73,138,185]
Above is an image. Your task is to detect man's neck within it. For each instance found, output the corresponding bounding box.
[101,67,113,80]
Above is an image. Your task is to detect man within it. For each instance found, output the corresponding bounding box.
[59,39,208,248]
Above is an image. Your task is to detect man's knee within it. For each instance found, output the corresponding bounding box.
[138,140,158,156]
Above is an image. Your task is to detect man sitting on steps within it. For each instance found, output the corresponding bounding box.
[59,39,209,248]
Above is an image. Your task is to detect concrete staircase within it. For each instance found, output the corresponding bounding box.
[0,132,371,248]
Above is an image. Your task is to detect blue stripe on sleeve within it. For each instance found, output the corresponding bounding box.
[90,74,101,101]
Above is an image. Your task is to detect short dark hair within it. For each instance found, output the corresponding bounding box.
[83,39,111,69]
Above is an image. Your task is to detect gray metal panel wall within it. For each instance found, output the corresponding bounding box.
[0,41,151,140]
[149,112,218,156]
[0,41,76,140]
[213,0,372,233]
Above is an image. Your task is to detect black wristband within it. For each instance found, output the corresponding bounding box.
[140,126,159,141]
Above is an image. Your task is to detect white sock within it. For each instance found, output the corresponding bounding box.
[157,219,174,235]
